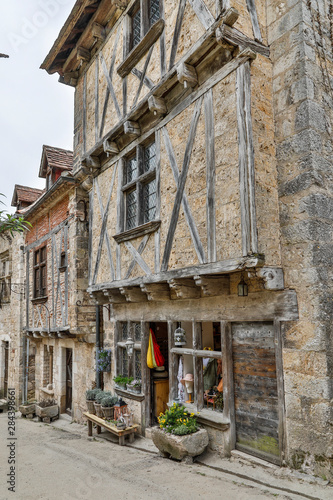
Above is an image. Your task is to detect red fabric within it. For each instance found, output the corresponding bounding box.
[150,329,165,367]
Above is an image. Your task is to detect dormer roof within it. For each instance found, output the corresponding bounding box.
[11,185,44,208]
[39,145,73,178]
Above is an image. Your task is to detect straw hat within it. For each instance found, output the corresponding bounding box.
[181,373,194,384]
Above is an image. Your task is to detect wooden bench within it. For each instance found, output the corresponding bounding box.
[83,412,139,446]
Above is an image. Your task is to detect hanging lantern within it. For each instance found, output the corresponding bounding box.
[125,337,134,357]
[174,325,186,346]
[238,275,248,296]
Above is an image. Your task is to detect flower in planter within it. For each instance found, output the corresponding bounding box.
[96,349,111,372]
[158,403,199,435]
[113,375,129,387]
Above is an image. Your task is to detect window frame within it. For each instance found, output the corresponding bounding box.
[116,321,142,382]
[127,0,161,53]
[122,139,158,232]
[33,246,47,298]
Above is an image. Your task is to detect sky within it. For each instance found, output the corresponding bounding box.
[0,0,75,213]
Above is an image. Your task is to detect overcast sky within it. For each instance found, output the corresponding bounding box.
[0,0,75,213]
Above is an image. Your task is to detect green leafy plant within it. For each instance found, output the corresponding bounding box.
[95,390,112,404]
[158,403,199,435]
[86,389,102,401]
[101,395,118,407]
[113,375,133,386]
[0,194,31,235]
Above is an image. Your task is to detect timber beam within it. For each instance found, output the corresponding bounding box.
[194,275,230,297]
[168,279,201,299]
[140,283,170,301]
[119,286,147,302]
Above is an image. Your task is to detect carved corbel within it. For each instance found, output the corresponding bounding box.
[103,139,119,157]
[140,283,170,301]
[236,47,257,60]
[82,155,101,169]
[168,279,200,299]
[77,46,91,63]
[253,267,285,290]
[177,63,198,89]
[119,286,147,302]
[92,22,106,41]
[102,289,126,303]
[222,7,239,27]
[124,120,141,137]
[148,95,167,117]
[194,275,230,297]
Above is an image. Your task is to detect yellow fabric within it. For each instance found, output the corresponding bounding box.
[147,332,157,369]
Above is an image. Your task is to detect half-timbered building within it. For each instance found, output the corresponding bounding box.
[42,0,333,479]
[19,145,96,417]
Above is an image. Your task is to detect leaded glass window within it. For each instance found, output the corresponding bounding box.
[149,0,160,26]
[126,189,137,230]
[132,9,141,47]
[135,351,141,380]
[144,180,156,223]
[122,322,128,341]
[121,348,129,377]
[134,322,141,341]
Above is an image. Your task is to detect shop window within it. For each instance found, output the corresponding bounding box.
[33,246,47,298]
[128,0,161,51]
[172,322,223,413]
[116,322,142,381]
[123,141,157,231]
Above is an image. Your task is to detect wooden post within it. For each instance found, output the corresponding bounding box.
[192,321,203,410]
[141,321,151,433]
[274,319,286,464]
[222,321,235,455]
[168,321,178,402]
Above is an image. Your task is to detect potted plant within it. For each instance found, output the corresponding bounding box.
[125,377,134,391]
[96,349,111,372]
[127,379,141,394]
[151,403,209,461]
[35,399,59,422]
[101,395,118,419]
[86,388,101,414]
[94,390,111,418]
[113,375,128,390]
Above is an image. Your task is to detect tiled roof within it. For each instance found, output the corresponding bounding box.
[43,145,73,171]
[11,185,44,207]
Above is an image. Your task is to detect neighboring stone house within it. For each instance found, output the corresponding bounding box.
[15,145,95,419]
[41,0,333,479]
[0,186,42,404]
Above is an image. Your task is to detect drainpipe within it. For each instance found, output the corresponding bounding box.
[95,305,100,389]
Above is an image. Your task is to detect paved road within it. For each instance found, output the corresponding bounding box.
[0,413,330,500]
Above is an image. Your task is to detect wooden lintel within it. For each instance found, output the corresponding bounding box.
[177,62,198,88]
[119,286,147,302]
[168,278,200,299]
[103,139,119,155]
[148,95,167,116]
[194,275,230,297]
[124,120,141,137]
[236,47,257,60]
[89,292,110,305]
[140,283,170,301]
[223,7,239,27]
[216,24,269,57]
[92,22,106,41]
[77,46,91,62]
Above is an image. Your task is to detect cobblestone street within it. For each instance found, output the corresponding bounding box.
[0,413,331,500]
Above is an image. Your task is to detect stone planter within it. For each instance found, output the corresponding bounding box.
[101,406,114,419]
[151,428,209,461]
[115,383,126,391]
[35,404,59,421]
[86,400,96,414]
[127,385,141,394]
[19,403,36,418]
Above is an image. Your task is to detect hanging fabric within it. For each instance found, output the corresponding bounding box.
[177,356,185,401]
[146,328,165,368]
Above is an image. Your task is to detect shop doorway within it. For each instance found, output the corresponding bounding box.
[232,322,280,464]
[3,341,9,398]
[149,322,169,424]
[65,348,72,416]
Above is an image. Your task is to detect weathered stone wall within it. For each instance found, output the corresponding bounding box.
[0,232,24,405]
[268,0,333,479]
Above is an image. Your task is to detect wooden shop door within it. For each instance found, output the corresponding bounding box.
[150,322,169,423]
[65,348,73,416]
[232,322,280,464]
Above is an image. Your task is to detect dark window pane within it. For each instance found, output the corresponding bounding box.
[149,0,160,26]
[132,9,141,47]
[34,250,39,265]
[135,351,141,380]
[143,179,156,223]
[121,348,129,377]
[144,142,156,172]
[126,189,137,230]
[134,322,141,341]
[122,322,128,341]
[126,156,138,183]
[41,247,46,262]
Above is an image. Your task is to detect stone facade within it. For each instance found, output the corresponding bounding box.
[38,0,333,480]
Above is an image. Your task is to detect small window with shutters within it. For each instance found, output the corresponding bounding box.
[33,246,47,298]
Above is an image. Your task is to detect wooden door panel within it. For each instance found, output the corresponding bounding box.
[232,322,280,463]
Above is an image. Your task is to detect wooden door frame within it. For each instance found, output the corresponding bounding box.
[65,348,73,416]
[227,320,286,465]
